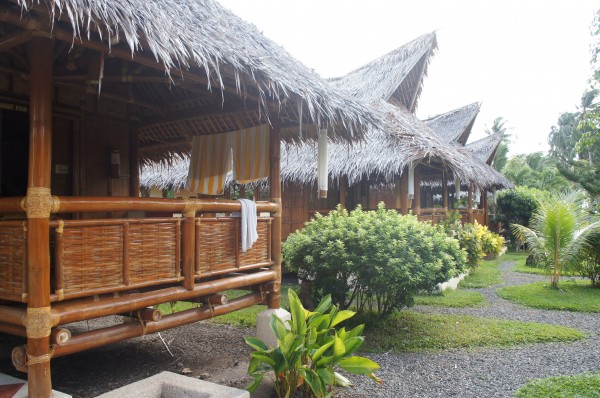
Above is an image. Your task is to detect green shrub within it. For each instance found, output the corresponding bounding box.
[492,187,547,247]
[575,232,600,287]
[283,204,466,318]
[245,290,381,398]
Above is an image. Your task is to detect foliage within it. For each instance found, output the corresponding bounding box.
[574,231,600,287]
[413,289,485,308]
[497,280,600,312]
[359,311,585,353]
[492,186,546,247]
[502,152,572,193]
[438,212,504,267]
[515,372,600,398]
[245,290,381,398]
[484,117,510,172]
[511,190,600,288]
[283,204,466,318]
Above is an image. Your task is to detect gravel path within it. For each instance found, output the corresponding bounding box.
[337,259,600,398]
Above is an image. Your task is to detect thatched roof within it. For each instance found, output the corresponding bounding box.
[424,102,480,145]
[464,133,504,165]
[8,0,381,162]
[328,32,437,112]
[141,100,511,191]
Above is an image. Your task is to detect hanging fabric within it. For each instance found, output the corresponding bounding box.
[238,198,258,252]
[232,124,270,183]
[186,132,232,195]
[408,163,415,199]
[317,129,328,198]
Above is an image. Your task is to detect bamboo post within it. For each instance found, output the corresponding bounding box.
[467,183,474,223]
[442,170,449,212]
[339,177,347,209]
[269,119,282,309]
[25,36,54,398]
[183,211,195,290]
[483,190,489,226]
[413,168,421,216]
[400,170,408,215]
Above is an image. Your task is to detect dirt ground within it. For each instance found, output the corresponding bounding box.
[0,318,276,397]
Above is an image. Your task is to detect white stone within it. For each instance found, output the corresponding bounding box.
[437,272,469,292]
[256,308,291,348]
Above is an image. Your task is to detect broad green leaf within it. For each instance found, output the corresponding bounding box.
[244,337,268,352]
[310,339,334,363]
[272,348,287,372]
[330,310,355,328]
[247,357,261,374]
[342,336,364,357]
[245,373,263,393]
[270,314,288,339]
[346,324,365,339]
[303,368,325,397]
[333,335,345,358]
[317,367,334,386]
[250,352,276,367]
[338,356,380,375]
[288,289,306,335]
[316,354,334,367]
[313,294,332,314]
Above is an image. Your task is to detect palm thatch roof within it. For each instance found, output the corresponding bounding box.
[8,0,381,162]
[328,32,437,112]
[464,133,504,165]
[141,100,511,191]
[423,102,480,145]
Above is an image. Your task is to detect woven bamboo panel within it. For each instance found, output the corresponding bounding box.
[61,225,123,293]
[196,219,236,274]
[239,220,269,266]
[128,222,178,283]
[0,222,27,297]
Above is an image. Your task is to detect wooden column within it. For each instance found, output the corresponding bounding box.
[399,170,408,215]
[467,183,474,223]
[25,36,54,398]
[483,190,488,226]
[182,211,195,291]
[442,171,449,211]
[269,120,282,309]
[339,177,347,209]
[129,128,140,197]
[413,168,421,216]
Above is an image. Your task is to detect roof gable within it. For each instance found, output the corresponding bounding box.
[424,102,481,145]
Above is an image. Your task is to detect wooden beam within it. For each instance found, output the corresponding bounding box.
[0,29,32,52]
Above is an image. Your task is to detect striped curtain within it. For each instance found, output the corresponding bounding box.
[186,133,232,195]
[232,124,270,183]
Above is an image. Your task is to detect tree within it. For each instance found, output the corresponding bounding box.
[511,190,600,288]
[485,117,510,172]
[503,152,572,193]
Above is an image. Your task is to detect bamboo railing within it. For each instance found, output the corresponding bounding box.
[0,197,277,303]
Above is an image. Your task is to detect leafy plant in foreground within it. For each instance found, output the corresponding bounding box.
[245,289,381,398]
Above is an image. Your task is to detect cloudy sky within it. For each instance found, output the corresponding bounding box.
[218,0,597,155]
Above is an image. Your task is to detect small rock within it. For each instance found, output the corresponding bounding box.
[181,368,192,375]
[233,360,239,367]
[200,372,211,380]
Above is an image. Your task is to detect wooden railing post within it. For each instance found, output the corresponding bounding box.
[24,36,54,398]
[269,119,282,309]
[467,183,474,223]
[442,170,449,212]
[413,168,421,216]
[183,211,196,290]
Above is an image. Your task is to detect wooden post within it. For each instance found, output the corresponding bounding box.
[442,170,448,212]
[25,36,54,398]
[483,190,488,226]
[269,120,282,309]
[467,183,474,223]
[183,211,195,290]
[399,170,408,215]
[413,168,421,216]
[129,128,140,197]
[339,177,346,209]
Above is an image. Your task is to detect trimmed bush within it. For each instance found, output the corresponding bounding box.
[283,204,466,318]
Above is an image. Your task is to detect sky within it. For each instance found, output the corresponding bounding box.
[217,0,598,156]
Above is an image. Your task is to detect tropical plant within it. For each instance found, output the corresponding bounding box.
[484,117,511,172]
[283,204,466,317]
[245,289,381,398]
[511,190,600,288]
[492,187,547,247]
[574,231,600,287]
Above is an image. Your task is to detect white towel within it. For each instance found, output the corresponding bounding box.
[238,199,258,252]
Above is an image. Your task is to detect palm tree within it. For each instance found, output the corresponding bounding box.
[511,190,600,288]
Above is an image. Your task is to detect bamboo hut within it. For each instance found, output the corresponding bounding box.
[0,1,379,396]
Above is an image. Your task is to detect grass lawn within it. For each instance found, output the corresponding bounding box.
[459,252,528,289]
[497,280,600,312]
[515,372,600,398]
[362,310,586,353]
[414,289,485,308]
